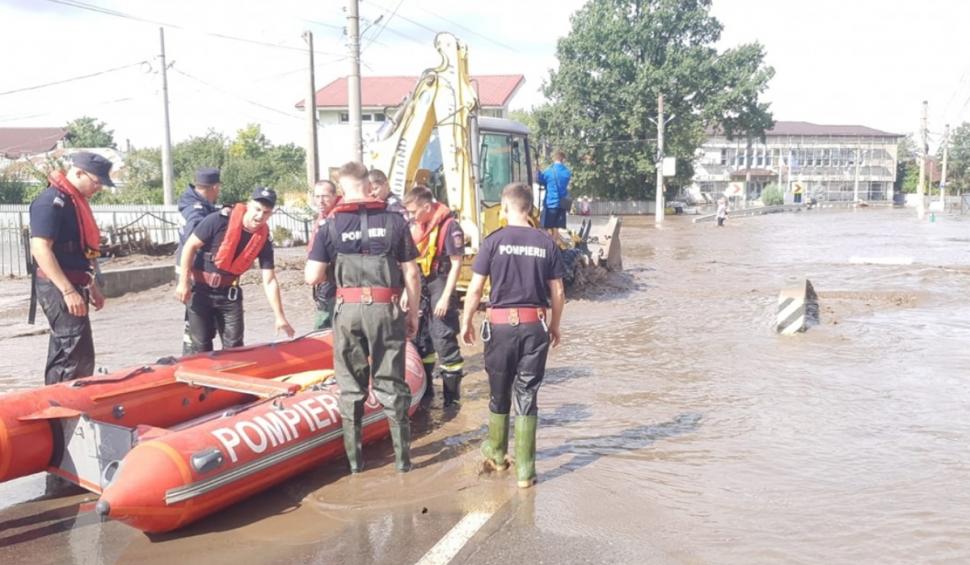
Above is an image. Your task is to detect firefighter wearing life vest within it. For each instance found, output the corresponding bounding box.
[305,162,421,474]
[461,182,566,488]
[28,152,112,384]
[403,185,466,407]
[175,187,295,353]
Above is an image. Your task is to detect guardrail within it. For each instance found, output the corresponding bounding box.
[691,201,889,223]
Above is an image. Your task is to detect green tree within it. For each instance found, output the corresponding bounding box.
[942,122,970,195]
[895,135,918,194]
[228,123,270,159]
[64,116,117,148]
[538,0,774,199]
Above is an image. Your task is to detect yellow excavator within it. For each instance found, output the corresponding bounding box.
[366,32,621,290]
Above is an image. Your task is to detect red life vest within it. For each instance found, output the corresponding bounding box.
[213,204,269,275]
[47,171,102,259]
[328,197,387,215]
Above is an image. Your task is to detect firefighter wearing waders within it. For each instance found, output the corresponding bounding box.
[461,182,566,488]
[309,179,341,330]
[404,185,465,406]
[305,162,421,473]
[175,187,294,353]
[176,167,221,353]
[28,152,112,384]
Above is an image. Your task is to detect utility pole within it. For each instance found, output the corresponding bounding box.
[940,123,950,209]
[744,135,752,208]
[917,100,928,220]
[303,30,319,187]
[159,27,174,206]
[347,0,363,163]
[654,92,665,224]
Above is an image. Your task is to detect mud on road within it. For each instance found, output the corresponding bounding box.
[2,209,970,564]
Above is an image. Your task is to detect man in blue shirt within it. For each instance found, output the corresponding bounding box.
[536,150,572,237]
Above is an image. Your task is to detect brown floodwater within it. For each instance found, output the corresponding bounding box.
[1,208,970,564]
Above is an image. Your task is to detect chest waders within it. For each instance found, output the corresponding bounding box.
[330,211,412,473]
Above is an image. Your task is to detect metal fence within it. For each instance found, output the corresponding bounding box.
[0,204,313,278]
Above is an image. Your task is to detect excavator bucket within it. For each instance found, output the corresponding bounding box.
[586,216,623,271]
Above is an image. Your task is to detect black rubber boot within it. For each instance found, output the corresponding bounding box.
[441,370,463,407]
[421,362,435,404]
[389,418,412,473]
[481,412,510,471]
[514,415,538,488]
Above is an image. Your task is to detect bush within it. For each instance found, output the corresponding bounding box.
[272,225,293,245]
[761,184,783,206]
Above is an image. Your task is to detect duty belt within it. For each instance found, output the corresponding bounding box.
[191,269,239,288]
[36,267,92,287]
[336,287,401,305]
[487,307,546,326]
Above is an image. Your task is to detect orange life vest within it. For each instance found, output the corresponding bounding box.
[411,203,455,277]
[213,204,269,275]
[47,171,101,259]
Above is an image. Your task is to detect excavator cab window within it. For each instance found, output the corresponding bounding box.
[481,132,530,205]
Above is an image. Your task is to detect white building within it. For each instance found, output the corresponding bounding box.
[692,121,903,203]
[295,75,525,175]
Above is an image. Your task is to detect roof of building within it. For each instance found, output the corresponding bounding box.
[295,74,525,109]
[766,121,901,138]
[0,127,68,158]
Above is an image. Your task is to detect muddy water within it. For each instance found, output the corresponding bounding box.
[2,208,970,564]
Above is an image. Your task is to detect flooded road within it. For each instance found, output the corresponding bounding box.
[2,208,970,564]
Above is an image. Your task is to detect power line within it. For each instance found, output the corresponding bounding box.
[172,67,300,120]
[390,0,518,52]
[364,0,516,51]
[362,0,406,51]
[44,0,342,56]
[0,61,149,96]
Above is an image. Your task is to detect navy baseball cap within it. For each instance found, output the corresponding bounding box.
[72,151,115,187]
[194,167,221,185]
[252,186,277,208]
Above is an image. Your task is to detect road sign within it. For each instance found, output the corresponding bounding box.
[662,157,676,177]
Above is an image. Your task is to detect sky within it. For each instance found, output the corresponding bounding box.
[1,0,968,153]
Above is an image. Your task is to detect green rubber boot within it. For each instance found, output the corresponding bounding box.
[342,417,364,474]
[514,415,538,488]
[480,412,510,470]
[389,419,412,473]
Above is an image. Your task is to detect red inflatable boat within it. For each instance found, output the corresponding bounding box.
[0,332,425,532]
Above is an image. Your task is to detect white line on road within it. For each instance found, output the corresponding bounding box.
[415,510,494,565]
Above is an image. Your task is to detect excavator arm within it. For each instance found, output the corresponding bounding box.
[367,32,482,249]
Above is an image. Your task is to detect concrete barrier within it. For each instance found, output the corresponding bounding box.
[776,279,820,335]
[99,265,175,298]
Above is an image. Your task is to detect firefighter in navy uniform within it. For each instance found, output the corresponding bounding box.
[461,182,566,488]
[28,152,113,384]
[175,187,294,353]
[305,162,421,474]
[176,167,221,352]
[404,185,465,406]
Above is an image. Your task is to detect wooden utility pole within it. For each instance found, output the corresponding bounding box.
[347,0,363,162]
[654,93,665,224]
[159,27,174,206]
[917,100,928,219]
[940,123,949,209]
[303,30,319,187]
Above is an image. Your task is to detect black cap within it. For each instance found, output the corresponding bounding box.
[194,167,220,186]
[251,186,277,208]
[72,151,115,187]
